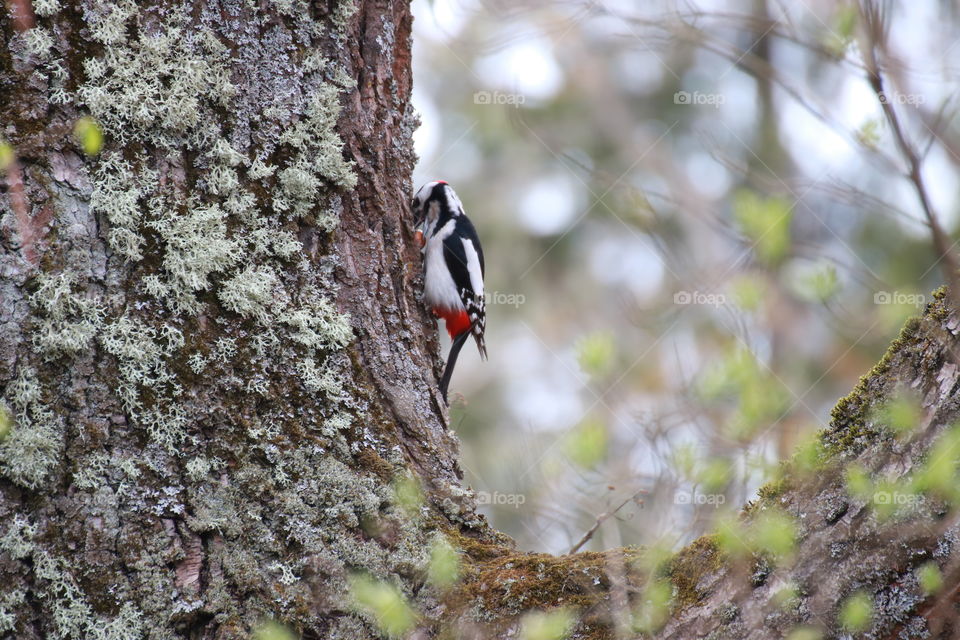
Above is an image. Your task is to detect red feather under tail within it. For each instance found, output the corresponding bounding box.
[433,307,472,339]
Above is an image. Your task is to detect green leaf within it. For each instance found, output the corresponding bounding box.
[252,621,297,640]
[392,474,424,517]
[870,479,910,521]
[699,347,753,399]
[729,273,767,312]
[856,119,882,149]
[795,263,839,303]
[632,579,672,633]
[823,4,858,56]
[792,428,826,475]
[0,404,10,442]
[844,465,873,500]
[838,591,872,632]
[715,509,796,562]
[873,391,921,437]
[428,536,461,589]
[697,458,731,493]
[835,4,857,39]
[912,424,960,498]
[918,562,943,595]
[733,190,792,267]
[348,574,416,638]
[563,418,608,468]
[786,628,823,640]
[0,141,14,172]
[727,375,789,440]
[670,443,697,478]
[576,332,616,379]
[520,608,575,640]
[715,514,750,557]
[751,509,797,559]
[73,116,104,156]
[773,581,800,608]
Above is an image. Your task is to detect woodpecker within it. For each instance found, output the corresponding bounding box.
[411,180,487,403]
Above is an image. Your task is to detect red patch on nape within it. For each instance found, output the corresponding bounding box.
[435,179,448,185]
[434,307,471,338]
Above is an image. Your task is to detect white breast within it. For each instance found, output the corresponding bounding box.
[423,219,463,311]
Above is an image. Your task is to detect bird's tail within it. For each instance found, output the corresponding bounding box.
[473,329,487,361]
[439,330,472,405]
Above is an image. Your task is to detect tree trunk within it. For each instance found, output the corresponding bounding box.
[3,1,960,639]
[1,1,481,638]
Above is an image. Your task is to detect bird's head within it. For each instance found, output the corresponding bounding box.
[412,180,461,230]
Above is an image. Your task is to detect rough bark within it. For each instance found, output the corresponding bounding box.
[1,1,486,638]
[3,1,960,639]
[435,294,960,640]
[656,294,960,639]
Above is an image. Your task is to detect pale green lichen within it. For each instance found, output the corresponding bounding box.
[99,316,190,449]
[0,368,64,490]
[79,8,235,147]
[0,516,146,640]
[280,292,353,350]
[22,27,54,58]
[71,452,112,490]
[29,270,105,358]
[185,455,222,481]
[212,336,237,363]
[248,158,275,180]
[86,0,137,45]
[210,138,246,168]
[274,86,357,224]
[89,153,156,261]
[73,0,358,416]
[218,266,281,322]
[298,357,343,395]
[148,201,243,311]
[269,0,299,16]
[0,588,25,633]
[71,450,142,490]
[32,0,61,16]
[330,0,359,30]
[187,352,208,374]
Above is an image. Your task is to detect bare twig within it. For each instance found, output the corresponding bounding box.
[568,490,646,555]
[859,0,960,314]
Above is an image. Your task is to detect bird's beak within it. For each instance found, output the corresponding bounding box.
[412,202,424,229]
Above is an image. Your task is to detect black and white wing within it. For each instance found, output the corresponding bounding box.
[442,215,487,359]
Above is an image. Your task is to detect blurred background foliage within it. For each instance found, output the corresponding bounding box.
[410,0,960,554]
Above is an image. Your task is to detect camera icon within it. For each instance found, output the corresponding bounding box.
[873,491,891,505]
[674,91,691,105]
[675,492,691,504]
[874,291,892,305]
[473,91,492,105]
[674,291,692,305]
